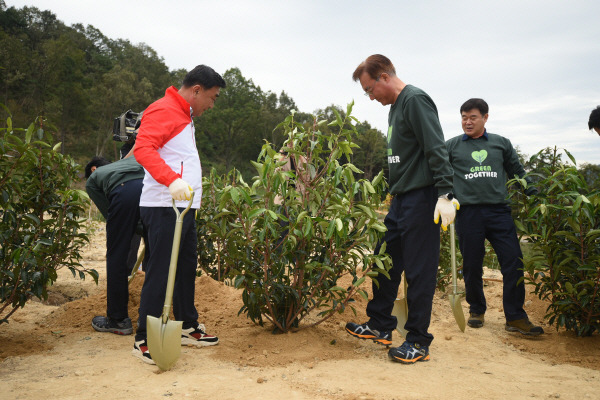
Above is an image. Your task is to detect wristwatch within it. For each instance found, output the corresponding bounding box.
[439,192,454,200]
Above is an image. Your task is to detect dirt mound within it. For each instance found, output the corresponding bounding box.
[42,272,372,368]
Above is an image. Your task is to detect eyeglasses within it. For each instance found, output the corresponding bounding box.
[363,75,382,97]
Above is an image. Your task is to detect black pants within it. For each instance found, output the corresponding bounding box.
[455,204,527,321]
[125,233,142,272]
[366,185,440,347]
[106,179,143,320]
[136,206,199,340]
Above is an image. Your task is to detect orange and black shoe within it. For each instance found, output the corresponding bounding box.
[388,341,430,364]
[345,322,392,346]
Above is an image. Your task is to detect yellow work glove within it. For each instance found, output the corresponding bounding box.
[433,197,460,231]
[168,178,192,201]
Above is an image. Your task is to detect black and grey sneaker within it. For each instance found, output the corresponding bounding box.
[181,323,219,347]
[132,339,155,365]
[345,322,392,346]
[388,341,430,364]
[91,316,133,335]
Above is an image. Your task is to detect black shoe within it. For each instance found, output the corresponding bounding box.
[505,318,544,336]
[181,323,219,347]
[91,316,133,335]
[388,341,430,364]
[131,339,155,365]
[467,313,485,328]
[345,322,392,346]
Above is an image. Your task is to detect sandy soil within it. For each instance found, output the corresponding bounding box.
[1,223,599,400]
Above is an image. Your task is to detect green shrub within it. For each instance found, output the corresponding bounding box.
[196,167,246,283]
[0,108,96,324]
[509,147,600,336]
[200,104,392,332]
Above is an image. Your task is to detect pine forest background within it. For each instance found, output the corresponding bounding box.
[1,2,598,188]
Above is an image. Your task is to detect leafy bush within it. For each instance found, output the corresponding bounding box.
[196,167,246,283]
[199,104,392,332]
[0,108,96,324]
[509,147,600,336]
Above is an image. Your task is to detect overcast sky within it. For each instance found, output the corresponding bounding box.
[7,0,600,164]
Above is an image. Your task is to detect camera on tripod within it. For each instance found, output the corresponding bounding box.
[112,110,143,142]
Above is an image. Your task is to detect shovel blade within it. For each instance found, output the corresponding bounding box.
[449,294,466,332]
[147,315,182,371]
[391,298,409,338]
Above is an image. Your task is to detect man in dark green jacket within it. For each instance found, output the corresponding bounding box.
[346,54,458,364]
[446,98,543,336]
[85,156,145,335]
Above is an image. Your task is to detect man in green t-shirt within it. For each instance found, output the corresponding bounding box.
[85,156,145,335]
[446,98,543,336]
[345,54,458,364]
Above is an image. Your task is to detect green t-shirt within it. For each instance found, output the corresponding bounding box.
[445,131,526,205]
[387,85,453,195]
[85,156,145,219]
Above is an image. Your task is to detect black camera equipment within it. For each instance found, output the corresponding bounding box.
[112,110,143,142]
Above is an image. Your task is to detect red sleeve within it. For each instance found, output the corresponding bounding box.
[133,105,189,187]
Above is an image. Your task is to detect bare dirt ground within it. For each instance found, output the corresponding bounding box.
[1,223,599,400]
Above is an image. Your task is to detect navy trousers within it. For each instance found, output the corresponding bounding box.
[366,185,440,347]
[106,179,143,320]
[455,204,527,321]
[125,233,143,272]
[136,206,199,340]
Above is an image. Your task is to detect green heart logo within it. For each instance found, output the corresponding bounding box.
[472,150,488,164]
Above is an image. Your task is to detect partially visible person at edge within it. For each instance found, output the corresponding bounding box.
[346,54,458,364]
[446,98,543,336]
[85,156,145,336]
[589,105,600,136]
[119,112,144,280]
[131,65,226,365]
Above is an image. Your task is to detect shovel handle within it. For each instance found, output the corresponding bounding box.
[128,243,145,285]
[450,223,458,295]
[161,192,195,324]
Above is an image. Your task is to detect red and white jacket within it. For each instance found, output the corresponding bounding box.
[134,86,202,208]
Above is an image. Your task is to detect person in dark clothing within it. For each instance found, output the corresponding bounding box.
[446,98,543,336]
[85,156,145,335]
[345,54,458,364]
[589,105,600,136]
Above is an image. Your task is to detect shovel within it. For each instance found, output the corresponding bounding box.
[448,223,466,332]
[147,193,194,371]
[128,244,145,284]
[391,272,409,338]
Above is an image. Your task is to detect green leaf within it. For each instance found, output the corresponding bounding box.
[326,219,336,239]
[230,187,240,205]
[353,276,366,287]
[335,218,343,231]
[25,123,34,144]
[266,210,277,220]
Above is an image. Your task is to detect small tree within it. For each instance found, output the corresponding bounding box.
[509,147,600,336]
[0,107,96,324]
[196,167,245,283]
[203,103,391,332]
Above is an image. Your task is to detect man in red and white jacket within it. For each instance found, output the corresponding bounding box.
[131,65,226,365]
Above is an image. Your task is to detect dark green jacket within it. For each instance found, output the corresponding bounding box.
[85,157,145,219]
[445,131,526,205]
[387,85,453,195]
